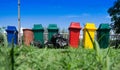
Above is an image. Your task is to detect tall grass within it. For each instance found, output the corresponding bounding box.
[0,28,120,70]
[0,28,15,70]
[0,28,10,70]
[0,44,120,70]
[85,29,111,70]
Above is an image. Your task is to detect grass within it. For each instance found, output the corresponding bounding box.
[0,45,120,70]
[0,28,120,70]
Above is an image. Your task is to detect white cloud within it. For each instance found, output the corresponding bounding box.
[106,15,111,19]
[64,13,91,18]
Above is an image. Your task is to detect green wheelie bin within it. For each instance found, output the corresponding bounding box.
[97,23,111,48]
[32,24,44,46]
[47,24,59,41]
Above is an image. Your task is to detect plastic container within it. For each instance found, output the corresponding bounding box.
[6,26,18,44]
[97,23,111,48]
[68,22,82,48]
[23,29,33,46]
[83,23,97,49]
[32,24,44,46]
[47,24,58,41]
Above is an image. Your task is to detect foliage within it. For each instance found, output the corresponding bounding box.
[108,0,120,34]
[0,27,7,46]
[0,45,120,70]
[0,28,4,45]
[0,27,120,70]
[0,33,4,45]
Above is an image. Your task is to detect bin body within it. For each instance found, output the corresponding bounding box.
[6,26,18,44]
[83,23,97,49]
[69,22,81,48]
[97,24,111,48]
[32,24,44,46]
[47,24,58,41]
[23,29,33,46]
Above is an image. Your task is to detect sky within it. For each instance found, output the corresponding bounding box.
[0,0,116,31]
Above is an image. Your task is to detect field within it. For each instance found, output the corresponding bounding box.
[0,44,120,70]
[0,29,120,70]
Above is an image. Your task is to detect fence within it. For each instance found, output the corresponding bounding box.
[109,34,120,47]
[1,33,120,46]
[21,33,120,41]
[110,34,120,40]
[43,33,69,41]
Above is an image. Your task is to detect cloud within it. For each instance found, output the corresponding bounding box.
[64,13,91,18]
[106,15,111,19]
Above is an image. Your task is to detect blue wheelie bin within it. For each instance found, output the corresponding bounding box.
[6,26,18,44]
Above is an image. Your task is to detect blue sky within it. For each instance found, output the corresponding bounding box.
[0,0,116,30]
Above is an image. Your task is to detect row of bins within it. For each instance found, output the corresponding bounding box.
[69,23,111,49]
[23,24,59,46]
[5,23,111,49]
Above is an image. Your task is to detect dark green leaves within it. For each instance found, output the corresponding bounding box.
[108,0,120,34]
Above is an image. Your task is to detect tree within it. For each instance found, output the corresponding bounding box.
[108,0,120,34]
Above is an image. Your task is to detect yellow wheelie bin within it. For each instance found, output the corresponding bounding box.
[83,23,97,49]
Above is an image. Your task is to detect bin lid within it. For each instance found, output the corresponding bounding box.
[84,23,97,30]
[47,24,58,30]
[69,22,81,29]
[32,24,44,30]
[98,23,111,30]
[23,29,32,31]
[6,26,18,32]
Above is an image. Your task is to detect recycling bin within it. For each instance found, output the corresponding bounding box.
[68,22,82,48]
[47,24,59,41]
[83,23,97,49]
[32,24,44,46]
[97,23,111,48]
[23,29,33,46]
[6,26,18,44]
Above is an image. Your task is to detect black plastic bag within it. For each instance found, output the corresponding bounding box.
[45,33,68,48]
[31,40,42,48]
